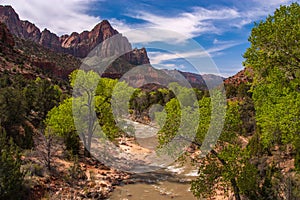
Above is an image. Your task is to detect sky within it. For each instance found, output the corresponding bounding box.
[1,0,298,77]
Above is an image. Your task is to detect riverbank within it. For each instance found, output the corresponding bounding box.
[23,119,239,200]
[23,134,131,199]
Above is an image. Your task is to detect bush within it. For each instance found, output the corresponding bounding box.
[0,127,25,200]
[64,131,80,156]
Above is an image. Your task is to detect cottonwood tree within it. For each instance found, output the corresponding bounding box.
[46,70,133,156]
[156,83,258,199]
[244,2,300,163]
[190,100,258,200]
[243,2,300,198]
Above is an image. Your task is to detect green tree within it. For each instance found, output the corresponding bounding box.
[46,70,132,156]
[0,86,32,148]
[0,87,25,127]
[45,98,79,155]
[24,77,62,122]
[0,127,24,200]
[95,77,123,140]
[191,100,258,200]
[243,2,300,198]
[244,3,300,81]
[244,2,300,156]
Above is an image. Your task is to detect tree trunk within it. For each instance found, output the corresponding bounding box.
[46,136,52,170]
[231,178,241,200]
[84,147,91,157]
[211,149,241,200]
[184,138,242,200]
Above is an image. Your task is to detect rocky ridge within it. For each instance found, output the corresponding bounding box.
[0,21,80,81]
[224,68,253,86]
[0,5,149,65]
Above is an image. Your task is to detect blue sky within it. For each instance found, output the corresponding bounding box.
[1,0,297,77]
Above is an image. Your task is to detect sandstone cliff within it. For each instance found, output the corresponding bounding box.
[0,5,149,65]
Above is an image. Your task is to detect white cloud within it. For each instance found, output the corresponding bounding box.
[231,0,295,28]
[154,63,186,70]
[121,0,295,43]
[252,0,294,7]
[126,7,240,42]
[109,18,132,34]
[148,40,242,65]
[0,0,102,35]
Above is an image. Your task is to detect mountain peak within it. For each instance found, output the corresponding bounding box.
[100,19,111,25]
[0,5,150,64]
[0,5,15,14]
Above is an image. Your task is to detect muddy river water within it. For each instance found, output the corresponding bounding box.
[107,120,199,200]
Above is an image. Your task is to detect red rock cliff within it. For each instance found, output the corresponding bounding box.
[0,5,150,65]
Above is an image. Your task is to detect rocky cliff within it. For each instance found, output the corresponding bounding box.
[224,68,253,86]
[0,21,80,81]
[0,21,14,47]
[0,6,41,42]
[0,5,149,65]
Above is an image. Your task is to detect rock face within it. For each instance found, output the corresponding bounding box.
[0,6,41,43]
[0,22,14,47]
[224,68,253,86]
[0,22,81,81]
[127,47,149,65]
[0,5,149,65]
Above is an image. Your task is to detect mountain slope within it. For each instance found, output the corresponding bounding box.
[0,21,80,82]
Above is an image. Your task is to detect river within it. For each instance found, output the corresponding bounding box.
[107,119,199,200]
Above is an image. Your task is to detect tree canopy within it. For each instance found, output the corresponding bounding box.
[244,2,300,150]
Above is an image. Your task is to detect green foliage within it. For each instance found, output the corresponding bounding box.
[195,96,211,142]
[156,98,181,145]
[0,86,26,126]
[45,98,79,154]
[45,98,75,137]
[168,82,197,107]
[95,78,125,140]
[46,70,133,155]
[219,101,242,143]
[191,101,259,199]
[225,84,237,98]
[244,3,300,151]
[238,97,256,136]
[244,3,300,81]
[191,157,222,198]
[0,75,62,149]
[24,77,62,122]
[0,74,12,88]
[0,127,25,200]
[0,85,33,148]
[225,82,252,99]
[129,87,175,119]
[155,83,201,157]
[242,3,300,198]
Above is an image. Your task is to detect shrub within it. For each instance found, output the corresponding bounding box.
[0,127,25,200]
